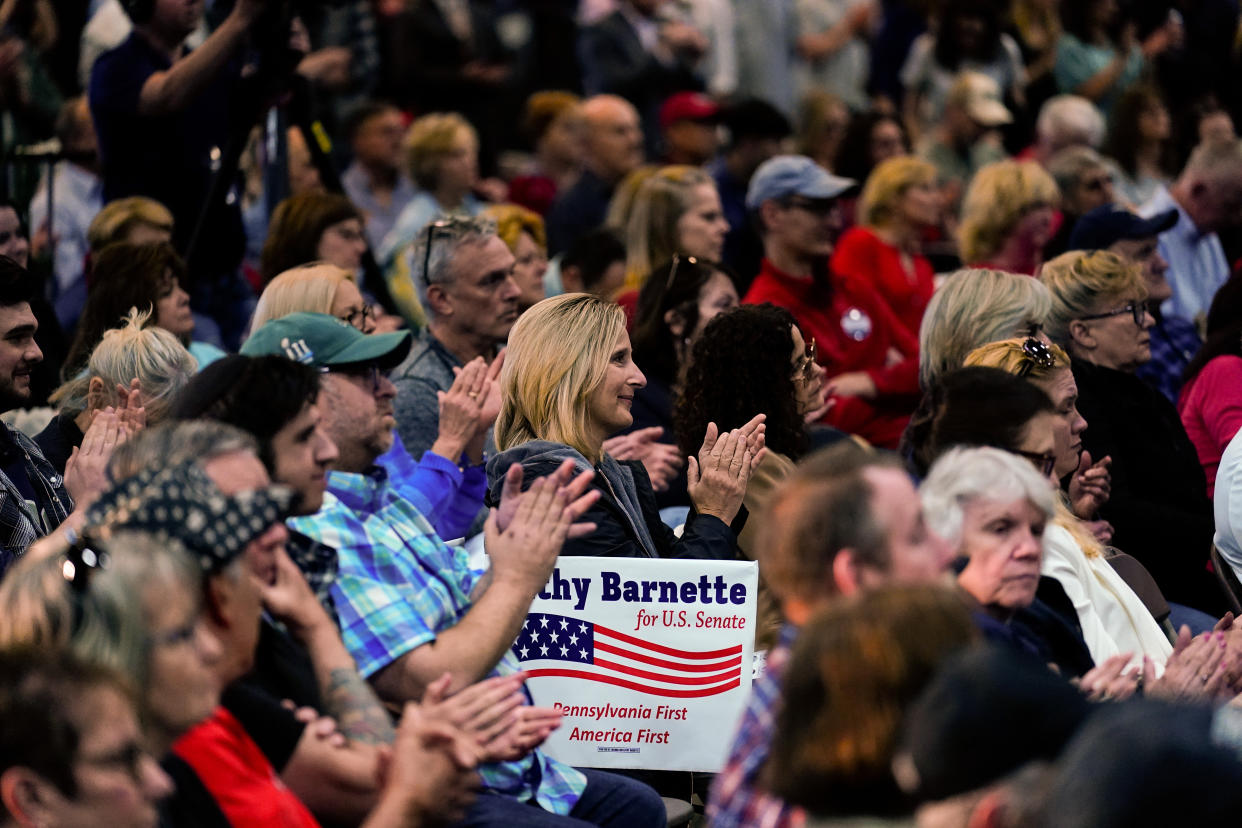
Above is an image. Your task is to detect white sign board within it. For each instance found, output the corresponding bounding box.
[510,557,759,771]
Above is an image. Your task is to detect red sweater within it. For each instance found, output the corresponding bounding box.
[831,226,935,335]
[743,258,920,448]
[1178,355,1242,497]
[173,706,320,828]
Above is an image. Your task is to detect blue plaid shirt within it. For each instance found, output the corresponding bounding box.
[707,623,804,828]
[1136,313,1202,404]
[288,466,586,814]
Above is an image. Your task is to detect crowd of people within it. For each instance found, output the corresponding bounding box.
[5,0,1242,825]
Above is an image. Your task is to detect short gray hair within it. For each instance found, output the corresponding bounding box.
[919,446,1057,550]
[108,421,258,484]
[1046,146,1107,197]
[1036,95,1105,151]
[411,215,498,320]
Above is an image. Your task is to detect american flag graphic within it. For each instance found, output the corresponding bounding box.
[510,613,743,698]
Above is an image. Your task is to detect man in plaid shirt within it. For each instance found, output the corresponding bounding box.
[708,444,954,827]
[244,312,665,827]
[0,256,73,576]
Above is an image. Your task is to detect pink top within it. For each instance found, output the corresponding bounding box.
[1178,354,1242,497]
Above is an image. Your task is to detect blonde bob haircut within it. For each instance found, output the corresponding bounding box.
[918,268,1052,389]
[49,308,197,424]
[858,156,937,228]
[404,112,478,190]
[495,293,628,463]
[963,336,1071,380]
[1038,250,1147,346]
[482,203,547,253]
[958,160,1059,264]
[86,197,174,251]
[250,262,355,335]
[622,165,714,289]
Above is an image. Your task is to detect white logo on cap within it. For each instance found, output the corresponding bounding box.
[281,337,315,364]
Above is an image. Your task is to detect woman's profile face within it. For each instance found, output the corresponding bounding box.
[586,326,646,441]
[143,579,222,742]
[511,230,548,312]
[317,218,367,274]
[675,182,729,262]
[438,132,480,193]
[870,120,907,166]
[155,275,194,338]
[1013,203,1056,250]
[955,495,1046,613]
[0,207,30,268]
[896,178,942,229]
[1030,368,1087,478]
[689,271,738,341]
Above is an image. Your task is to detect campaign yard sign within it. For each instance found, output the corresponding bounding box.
[511,557,759,771]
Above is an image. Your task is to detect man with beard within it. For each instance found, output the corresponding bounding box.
[0,256,73,574]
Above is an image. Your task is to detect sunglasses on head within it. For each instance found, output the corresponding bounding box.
[1016,337,1055,378]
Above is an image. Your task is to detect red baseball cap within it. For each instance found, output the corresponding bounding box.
[660,92,720,130]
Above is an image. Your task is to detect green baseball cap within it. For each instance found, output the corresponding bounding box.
[241,312,412,369]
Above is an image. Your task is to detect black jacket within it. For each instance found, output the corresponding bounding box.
[1071,357,1224,614]
[486,439,743,560]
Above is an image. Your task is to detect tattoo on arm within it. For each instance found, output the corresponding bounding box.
[324,667,397,746]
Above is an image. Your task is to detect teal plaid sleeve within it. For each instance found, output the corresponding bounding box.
[289,470,586,813]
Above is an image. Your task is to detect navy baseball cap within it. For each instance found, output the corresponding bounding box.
[1067,204,1178,251]
[745,155,856,211]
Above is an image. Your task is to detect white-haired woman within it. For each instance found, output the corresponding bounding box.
[37,309,197,474]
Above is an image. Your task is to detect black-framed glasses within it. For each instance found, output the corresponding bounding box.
[666,253,698,292]
[1077,301,1147,328]
[1013,449,1057,477]
[337,303,375,331]
[420,220,454,287]
[1016,337,1055,378]
[782,196,841,217]
[320,364,390,394]
[793,338,818,381]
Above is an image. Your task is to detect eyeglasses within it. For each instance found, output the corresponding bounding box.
[782,197,841,217]
[321,364,390,394]
[1013,449,1057,477]
[793,338,818,381]
[1015,337,1055,378]
[420,219,454,287]
[1077,301,1147,328]
[665,253,698,292]
[337,303,375,331]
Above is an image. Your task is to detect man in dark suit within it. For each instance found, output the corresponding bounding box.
[578,0,705,155]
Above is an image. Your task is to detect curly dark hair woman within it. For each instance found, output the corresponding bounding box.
[675,304,817,463]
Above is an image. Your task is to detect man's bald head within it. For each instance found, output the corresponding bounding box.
[579,95,644,183]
